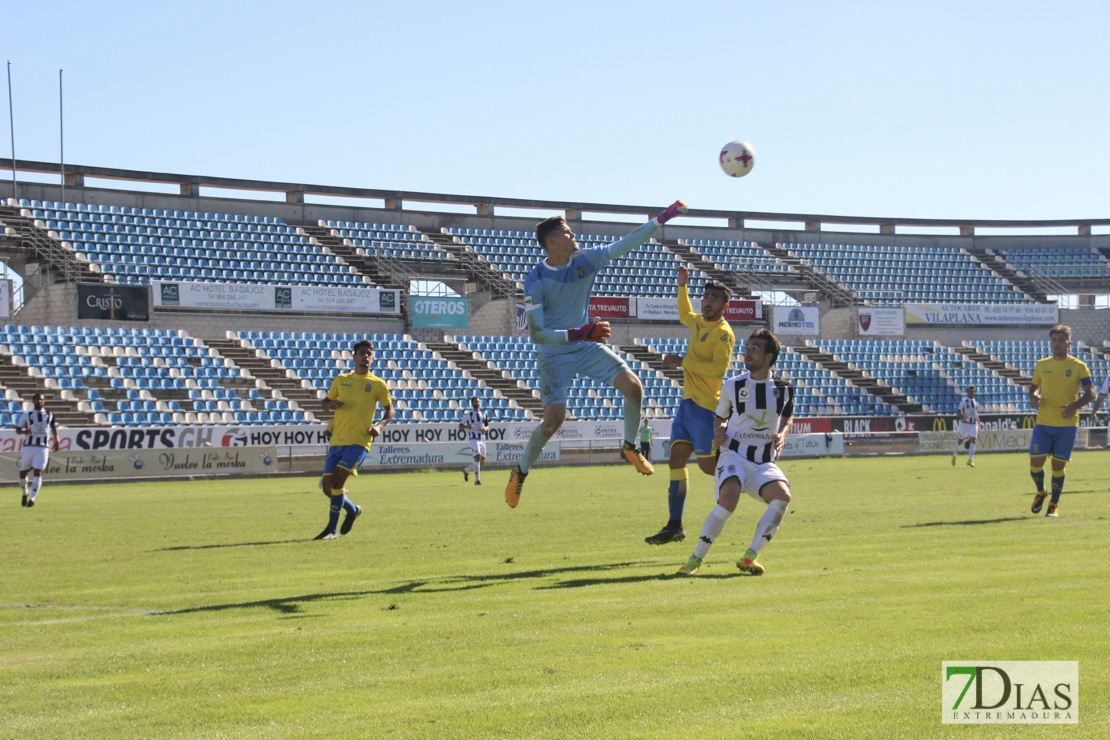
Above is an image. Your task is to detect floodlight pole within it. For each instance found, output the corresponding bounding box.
[6,61,16,201]
[59,69,64,205]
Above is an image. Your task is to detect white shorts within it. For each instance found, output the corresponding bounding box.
[714,449,789,503]
[469,439,487,458]
[20,446,49,472]
[957,421,979,440]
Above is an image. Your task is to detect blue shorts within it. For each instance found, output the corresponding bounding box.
[1030,425,1078,462]
[537,343,628,407]
[324,444,368,476]
[670,398,717,458]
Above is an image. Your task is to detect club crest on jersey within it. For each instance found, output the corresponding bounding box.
[737,386,751,402]
[364,385,374,392]
[576,267,585,278]
[1066,368,1072,377]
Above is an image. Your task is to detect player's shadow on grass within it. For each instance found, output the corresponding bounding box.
[541,571,745,588]
[905,516,1028,528]
[153,561,666,617]
[153,540,305,551]
[379,561,659,595]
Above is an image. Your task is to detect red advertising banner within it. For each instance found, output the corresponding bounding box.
[723,300,762,321]
[788,417,832,434]
[588,296,632,319]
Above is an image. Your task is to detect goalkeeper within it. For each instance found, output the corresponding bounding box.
[504,200,687,508]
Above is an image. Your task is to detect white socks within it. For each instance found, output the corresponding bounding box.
[693,505,732,559]
[749,499,788,555]
[30,476,42,502]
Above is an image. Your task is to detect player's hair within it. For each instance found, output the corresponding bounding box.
[966,385,976,393]
[535,215,567,251]
[704,279,732,303]
[32,392,43,402]
[352,339,375,354]
[1049,324,1071,341]
[748,329,781,367]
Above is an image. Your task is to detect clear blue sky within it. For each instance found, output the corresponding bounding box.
[3,1,1108,221]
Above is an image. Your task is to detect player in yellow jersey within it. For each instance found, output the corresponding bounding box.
[1028,325,1095,518]
[313,339,394,540]
[645,265,735,544]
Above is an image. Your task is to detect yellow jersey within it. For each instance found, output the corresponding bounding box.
[1032,356,1092,428]
[325,370,392,449]
[677,284,735,411]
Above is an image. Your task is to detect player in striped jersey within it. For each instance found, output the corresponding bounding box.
[504,200,687,508]
[952,385,984,467]
[459,396,489,485]
[678,330,794,576]
[17,393,60,507]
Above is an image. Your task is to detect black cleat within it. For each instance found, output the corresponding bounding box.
[464,469,469,482]
[313,529,337,540]
[645,523,686,545]
[340,505,362,535]
[21,493,28,507]
[25,499,35,508]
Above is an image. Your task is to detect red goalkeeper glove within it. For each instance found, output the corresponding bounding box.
[567,320,611,343]
[654,200,687,225]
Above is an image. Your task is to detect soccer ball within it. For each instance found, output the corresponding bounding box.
[719,140,755,178]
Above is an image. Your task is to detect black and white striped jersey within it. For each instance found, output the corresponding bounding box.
[957,396,980,423]
[18,409,57,448]
[715,371,795,463]
[460,409,489,440]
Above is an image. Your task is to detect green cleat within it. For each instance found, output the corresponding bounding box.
[677,556,702,576]
[966,460,975,467]
[951,455,956,466]
[737,549,765,576]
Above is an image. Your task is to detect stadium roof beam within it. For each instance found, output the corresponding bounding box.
[3,158,1109,235]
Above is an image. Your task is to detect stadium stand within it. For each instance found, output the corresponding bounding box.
[966,340,1110,395]
[684,239,793,277]
[16,200,372,287]
[993,246,1110,281]
[322,220,454,264]
[3,170,1109,438]
[784,243,1027,305]
[234,331,532,423]
[4,320,1105,427]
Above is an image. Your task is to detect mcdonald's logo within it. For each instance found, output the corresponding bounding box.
[932,417,949,432]
[1021,416,1037,429]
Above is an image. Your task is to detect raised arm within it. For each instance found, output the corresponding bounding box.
[606,200,686,261]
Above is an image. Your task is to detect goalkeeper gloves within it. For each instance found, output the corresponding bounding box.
[567,320,611,343]
[654,200,687,225]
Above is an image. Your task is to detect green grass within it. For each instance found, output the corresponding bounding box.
[2,452,1108,738]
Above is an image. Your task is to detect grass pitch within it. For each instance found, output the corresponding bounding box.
[2,451,1108,738]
